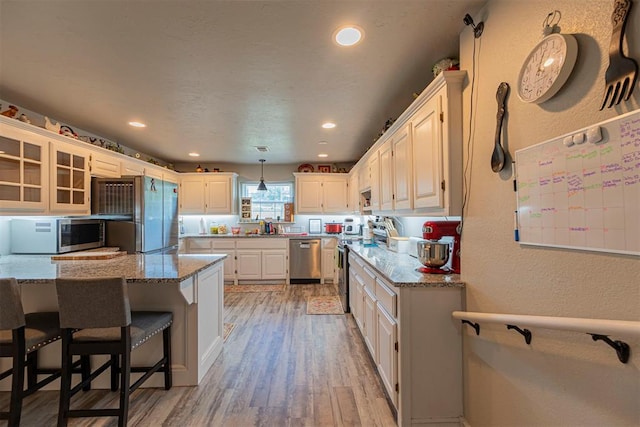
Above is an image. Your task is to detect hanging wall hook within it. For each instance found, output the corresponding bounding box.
[462,320,480,335]
[506,324,532,344]
[590,334,630,364]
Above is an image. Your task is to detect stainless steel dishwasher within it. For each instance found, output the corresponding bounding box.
[289,239,321,283]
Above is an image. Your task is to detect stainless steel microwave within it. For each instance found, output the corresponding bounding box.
[10,218,105,254]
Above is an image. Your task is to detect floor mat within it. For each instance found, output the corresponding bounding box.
[223,323,235,342]
[306,295,344,315]
[225,284,285,293]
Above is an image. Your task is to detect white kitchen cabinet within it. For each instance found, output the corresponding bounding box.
[379,140,394,211]
[0,122,48,213]
[352,273,365,333]
[236,238,288,282]
[261,249,287,280]
[88,150,121,178]
[205,174,236,214]
[322,175,349,213]
[348,171,359,213]
[235,250,262,280]
[179,173,237,215]
[349,70,464,216]
[358,160,370,192]
[49,140,90,214]
[391,124,413,211]
[211,239,236,283]
[411,73,464,214]
[184,237,212,253]
[376,301,398,407]
[368,153,380,211]
[120,157,146,176]
[294,173,349,214]
[411,94,443,210]
[363,286,378,362]
[179,175,206,213]
[321,237,337,283]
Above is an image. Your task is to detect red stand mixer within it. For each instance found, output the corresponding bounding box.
[416,220,461,274]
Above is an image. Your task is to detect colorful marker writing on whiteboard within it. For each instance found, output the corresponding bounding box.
[514,210,520,242]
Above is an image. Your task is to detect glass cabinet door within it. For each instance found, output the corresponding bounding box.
[0,134,46,211]
[50,142,89,213]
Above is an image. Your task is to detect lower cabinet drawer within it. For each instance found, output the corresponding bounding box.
[211,239,235,250]
[375,278,397,317]
[187,238,212,251]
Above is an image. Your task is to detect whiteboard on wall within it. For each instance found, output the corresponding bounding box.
[515,109,639,256]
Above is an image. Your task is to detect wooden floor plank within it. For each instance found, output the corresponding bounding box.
[0,284,396,426]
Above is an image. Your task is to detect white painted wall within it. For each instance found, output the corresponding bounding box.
[460,1,639,425]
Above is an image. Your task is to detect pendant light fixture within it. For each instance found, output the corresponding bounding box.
[257,159,267,191]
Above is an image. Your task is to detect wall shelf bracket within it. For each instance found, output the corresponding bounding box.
[462,320,480,335]
[590,334,630,364]
[506,324,532,344]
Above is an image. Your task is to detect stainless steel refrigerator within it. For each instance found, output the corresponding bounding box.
[91,176,178,253]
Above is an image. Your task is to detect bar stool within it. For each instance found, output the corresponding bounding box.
[0,278,64,426]
[55,277,172,427]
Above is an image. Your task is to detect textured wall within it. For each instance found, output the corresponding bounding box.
[459,1,639,426]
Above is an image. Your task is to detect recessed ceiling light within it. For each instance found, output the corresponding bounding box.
[334,26,364,46]
[188,152,200,157]
[318,153,329,158]
[322,122,336,129]
[128,121,146,128]
[318,140,328,145]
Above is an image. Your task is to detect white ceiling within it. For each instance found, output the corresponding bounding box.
[0,0,484,165]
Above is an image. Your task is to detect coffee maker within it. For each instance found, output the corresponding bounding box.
[417,220,461,274]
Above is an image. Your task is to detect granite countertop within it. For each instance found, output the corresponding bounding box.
[0,254,226,284]
[347,242,464,289]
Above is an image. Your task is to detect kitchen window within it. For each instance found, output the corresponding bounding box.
[240,182,293,221]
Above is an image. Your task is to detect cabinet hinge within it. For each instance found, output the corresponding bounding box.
[439,112,444,122]
[441,180,445,191]
[395,383,399,392]
[394,342,399,351]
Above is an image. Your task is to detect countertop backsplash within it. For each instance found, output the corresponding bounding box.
[180,214,357,235]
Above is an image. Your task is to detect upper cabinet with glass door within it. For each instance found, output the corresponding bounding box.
[49,140,90,214]
[0,121,48,213]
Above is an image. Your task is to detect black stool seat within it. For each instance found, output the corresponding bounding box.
[0,312,61,353]
[71,312,173,349]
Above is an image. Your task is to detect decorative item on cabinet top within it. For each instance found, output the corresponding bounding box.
[317,164,331,173]
[297,163,314,173]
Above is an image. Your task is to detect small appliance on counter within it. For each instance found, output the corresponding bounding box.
[416,220,461,274]
[388,236,410,253]
[343,217,360,235]
[324,222,343,234]
[10,218,105,254]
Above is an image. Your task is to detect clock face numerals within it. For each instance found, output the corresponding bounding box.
[517,33,578,104]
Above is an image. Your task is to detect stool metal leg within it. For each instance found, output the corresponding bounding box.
[163,326,172,390]
[57,329,73,427]
[118,327,131,427]
[8,329,26,427]
[110,354,119,391]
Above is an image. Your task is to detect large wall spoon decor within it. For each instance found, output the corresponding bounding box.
[492,82,509,173]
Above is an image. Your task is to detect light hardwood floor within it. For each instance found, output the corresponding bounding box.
[1,284,396,426]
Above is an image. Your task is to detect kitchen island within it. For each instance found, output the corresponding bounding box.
[0,253,226,389]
